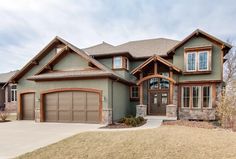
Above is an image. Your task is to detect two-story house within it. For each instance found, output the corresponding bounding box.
[7,29,231,124]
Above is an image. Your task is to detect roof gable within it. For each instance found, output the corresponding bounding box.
[131,54,181,75]
[35,46,101,75]
[167,29,232,55]
[9,37,66,83]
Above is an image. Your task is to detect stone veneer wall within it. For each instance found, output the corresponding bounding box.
[179,108,216,120]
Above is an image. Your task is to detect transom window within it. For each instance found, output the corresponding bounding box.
[113,56,129,70]
[130,86,139,99]
[149,72,169,89]
[181,85,211,108]
[186,50,210,72]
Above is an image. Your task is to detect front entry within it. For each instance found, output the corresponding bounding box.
[149,91,168,115]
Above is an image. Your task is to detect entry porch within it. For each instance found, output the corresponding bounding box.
[131,55,181,118]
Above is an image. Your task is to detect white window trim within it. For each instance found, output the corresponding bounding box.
[181,86,190,108]
[186,52,197,72]
[113,56,122,69]
[202,85,212,109]
[11,85,17,102]
[192,86,201,109]
[198,51,209,71]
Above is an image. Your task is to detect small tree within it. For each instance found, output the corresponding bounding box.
[216,89,236,128]
[217,40,236,128]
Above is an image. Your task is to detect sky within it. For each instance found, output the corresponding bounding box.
[0,0,236,73]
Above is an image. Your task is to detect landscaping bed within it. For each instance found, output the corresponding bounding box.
[101,116,146,129]
[162,120,217,129]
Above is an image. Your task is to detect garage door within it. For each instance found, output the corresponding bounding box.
[22,93,35,120]
[44,91,100,123]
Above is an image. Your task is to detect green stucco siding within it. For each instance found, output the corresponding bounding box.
[53,52,88,70]
[97,58,112,68]
[112,81,130,121]
[173,36,222,82]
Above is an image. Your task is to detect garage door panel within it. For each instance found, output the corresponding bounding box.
[45,111,58,121]
[87,93,99,106]
[45,93,58,107]
[87,111,99,123]
[73,92,86,110]
[73,111,86,122]
[59,92,72,110]
[59,111,72,122]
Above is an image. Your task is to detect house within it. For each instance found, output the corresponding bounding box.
[0,71,18,112]
[7,29,232,124]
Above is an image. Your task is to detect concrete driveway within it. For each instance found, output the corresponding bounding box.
[0,121,102,159]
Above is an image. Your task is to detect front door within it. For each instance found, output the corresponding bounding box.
[149,91,168,115]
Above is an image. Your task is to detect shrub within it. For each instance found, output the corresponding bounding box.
[0,110,9,121]
[137,116,145,122]
[118,117,126,123]
[135,117,141,125]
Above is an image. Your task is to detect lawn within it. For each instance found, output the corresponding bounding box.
[16,126,236,159]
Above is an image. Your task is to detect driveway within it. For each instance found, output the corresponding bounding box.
[0,121,102,159]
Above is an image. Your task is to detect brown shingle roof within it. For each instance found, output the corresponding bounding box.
[28,70,113,80]
[0,71,18,83]
[83,38,179,58]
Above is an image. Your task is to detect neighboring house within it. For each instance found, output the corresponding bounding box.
[0,71,18,112]
[7,29,232,124]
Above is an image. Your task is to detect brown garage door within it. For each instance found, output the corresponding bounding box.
[44,91,100,123]
[22,93,35,120]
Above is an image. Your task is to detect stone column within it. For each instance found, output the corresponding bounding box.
[102,108,112,124]
[166,104,177,118]
[136,104,147,117]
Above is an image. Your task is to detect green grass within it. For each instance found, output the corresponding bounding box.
[16,126,236,159]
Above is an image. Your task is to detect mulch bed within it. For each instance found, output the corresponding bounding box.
[100,119,147,129]
[162,120,217,129]
[0,120,11,123]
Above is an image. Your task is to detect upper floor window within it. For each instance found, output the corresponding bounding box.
[187,52,197,71]
[198,51,208,70]
[113,56,129,70]
[113,56,122,69]
[186,50,211,72]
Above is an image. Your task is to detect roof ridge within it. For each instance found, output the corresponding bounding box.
[116,37,180,46]
[82,41,114,50]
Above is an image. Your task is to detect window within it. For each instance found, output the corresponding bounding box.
[11,85,17,102]
[182,85,212,108]
[130,86,139,99]
[160,72,169,89]
[187,52,197,71]
[185,50,210,72]
[161,93,168,104]
[113,56,122,69]
[113,56,129,70]
[182,87,190,108]
[149,78,158,89]
[192,86,201,108]
[198,51,208,70]
[203,86,211,108]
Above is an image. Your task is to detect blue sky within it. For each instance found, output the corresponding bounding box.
[0,0,235,72]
